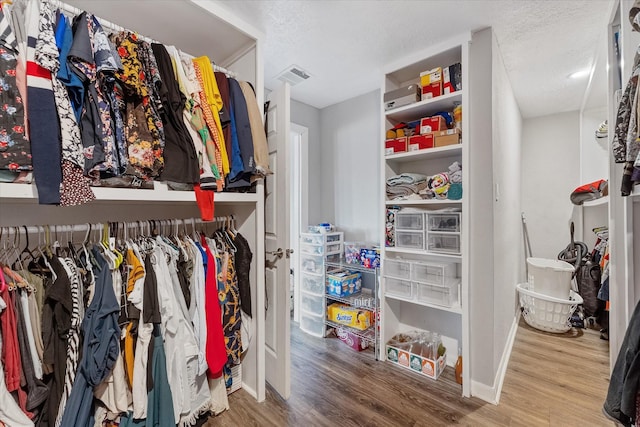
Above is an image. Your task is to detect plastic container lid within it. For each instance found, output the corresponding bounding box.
[526,257,574,272]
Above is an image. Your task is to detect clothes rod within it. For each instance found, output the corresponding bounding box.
[51,0,238,78]
[50,0,157,44]
[1,215,236,236]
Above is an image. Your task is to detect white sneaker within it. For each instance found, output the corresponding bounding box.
[595,120,608,138]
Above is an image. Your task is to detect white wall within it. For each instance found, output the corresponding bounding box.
[578,106,609,250]
[491,32,523,381]
[319,90,381,243]
[468,28,523,396]
[468,28,496,389]
[581,106,608,184]
[291,99,323,225]
[521,111,581,259]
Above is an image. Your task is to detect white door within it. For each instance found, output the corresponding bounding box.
[264,83,291,399]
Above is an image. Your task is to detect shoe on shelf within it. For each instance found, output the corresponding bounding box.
[595,120,608,138]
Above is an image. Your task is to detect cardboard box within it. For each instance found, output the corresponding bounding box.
[360,247,380,269]
[420,116,446,134]
[384,84,420,111]
[336,326,369,352]
[443,63,462,94]
[326,269,362,297]
[386,344,446,380]
[421,82,442,100]
[327,303,373,330]
[420,67,442,87]
[420,67,443,100]
[408,133,434,151]
[385,137,407,155]
[434,128,461,147]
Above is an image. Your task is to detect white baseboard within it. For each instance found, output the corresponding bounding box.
[470,380,497,404]
[471,312,520,405]
[494,311,520,404]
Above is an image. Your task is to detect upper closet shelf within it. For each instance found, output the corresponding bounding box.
[385,144,461,163]
[385,91,462,122]
[582,195,609,207]
[385,199,462,206]
[0,183,259,204]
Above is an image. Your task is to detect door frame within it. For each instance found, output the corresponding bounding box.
[291,123,309,323]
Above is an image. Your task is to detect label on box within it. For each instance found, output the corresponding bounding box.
[410,355,422,372]
[422,359,435,376]
[398,350,410,367]
[387,347,399,362]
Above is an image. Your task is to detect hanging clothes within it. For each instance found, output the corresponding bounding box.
[239,81,271,179]
[24,0,62,204]
[151,43,199,185]
[604,299,640,426]
[60,247,120,427]
[0,293,33,427]
[0,6,31,173]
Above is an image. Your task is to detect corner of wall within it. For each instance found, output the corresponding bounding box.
[470,311,520,405]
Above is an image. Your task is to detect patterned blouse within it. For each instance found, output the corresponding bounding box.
[0,7,30,171]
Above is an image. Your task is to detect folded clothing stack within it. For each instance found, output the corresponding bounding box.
[386,162,462,201]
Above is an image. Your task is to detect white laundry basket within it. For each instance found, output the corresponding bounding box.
[526,257,575,299]
[517,283,583,333]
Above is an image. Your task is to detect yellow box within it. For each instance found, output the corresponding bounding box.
[420,67,442,87]
[327,303,373,331]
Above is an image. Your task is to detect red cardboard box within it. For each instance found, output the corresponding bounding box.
[433,128,461,147]
[385,137,407,154]
[408,133,434,151]
[421,82,442,100]
[420,116,447,134]
[336,326,369,352]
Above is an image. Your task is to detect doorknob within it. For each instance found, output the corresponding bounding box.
[286,248,294,258]
[266,248,284,257]
[266,248,284,269]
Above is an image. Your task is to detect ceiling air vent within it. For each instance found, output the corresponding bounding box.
[276,64,311,86]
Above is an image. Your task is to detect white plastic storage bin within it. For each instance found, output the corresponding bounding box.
[300,311,325,337]
[395,212,425,230]
[385,258,411,279]
[526,258,574,299]
[301,293,324,316]
[325,232,343,243]
[396,230,425,250]
[428,213,461,232]
[300,233,324,245]
[301,272,324,295]
[300,231,344,245]
[301,254,324,275]
[414,279,460,307]
[411,261,457,286]
[301,243,325,255]
[326,242,343,255]
[385,277,413,298]
[427,233,460,254]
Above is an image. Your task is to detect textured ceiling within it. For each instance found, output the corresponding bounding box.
[217,0,615,118]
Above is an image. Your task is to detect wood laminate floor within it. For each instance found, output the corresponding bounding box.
[207,316,611,426]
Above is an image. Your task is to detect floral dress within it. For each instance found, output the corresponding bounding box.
[0,7,30,172]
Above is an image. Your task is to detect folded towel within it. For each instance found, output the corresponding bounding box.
[386,173,428,186]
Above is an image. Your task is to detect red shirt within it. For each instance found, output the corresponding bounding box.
[201,237,227,377]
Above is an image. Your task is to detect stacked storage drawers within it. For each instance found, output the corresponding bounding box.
[395,211,461,255]
[384,258,460,308]
[299,231,344,337]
